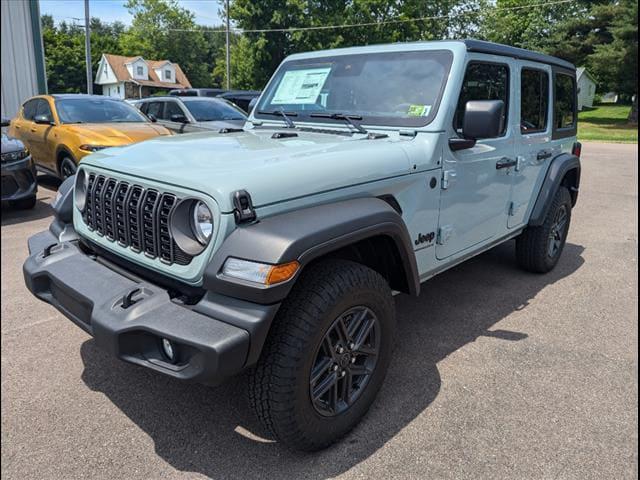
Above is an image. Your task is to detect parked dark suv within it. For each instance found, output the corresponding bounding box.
[1,118,37,209]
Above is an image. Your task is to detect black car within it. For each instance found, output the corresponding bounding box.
[168,88,261,113]
[1,118,37,209]
[168,88,226,98]
[216,90,261,113]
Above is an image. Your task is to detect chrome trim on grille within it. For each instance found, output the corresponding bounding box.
[81,173,192,265]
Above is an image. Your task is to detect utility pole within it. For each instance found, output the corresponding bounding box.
[225,0,230,90]
[84,0,93,94]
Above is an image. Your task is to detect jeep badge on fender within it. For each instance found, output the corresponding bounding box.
[23,40,580,452]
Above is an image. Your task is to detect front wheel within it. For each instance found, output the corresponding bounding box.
[516,186,572,273]
[59,156,77,179]
[248,259,395,451]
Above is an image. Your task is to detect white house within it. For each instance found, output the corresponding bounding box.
[95,54,191,99]
[577,67,597,110]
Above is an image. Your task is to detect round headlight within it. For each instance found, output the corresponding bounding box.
[191,201,213,245]
[74,169,88,212]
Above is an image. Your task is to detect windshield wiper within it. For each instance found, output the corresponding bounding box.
[309,113,368,134]
[257,109,297,128]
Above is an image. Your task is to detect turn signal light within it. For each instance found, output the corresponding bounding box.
[266,261,300,285]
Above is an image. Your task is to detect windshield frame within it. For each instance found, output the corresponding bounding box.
[254,49,453,129]
[54,97,149,124]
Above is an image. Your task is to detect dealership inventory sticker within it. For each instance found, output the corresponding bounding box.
[272,67,331,104]
[407,104,432,117]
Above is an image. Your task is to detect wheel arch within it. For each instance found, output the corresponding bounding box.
[203,197,420,304]
[55,146,76,176]
[528,152,580,227]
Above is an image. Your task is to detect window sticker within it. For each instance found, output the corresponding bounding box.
[271,67,332,105]
[407,105,432,117]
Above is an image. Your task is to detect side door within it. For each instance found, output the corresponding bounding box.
[163,100,193,133]
[436,58,516,260]
[145,101,169,130]
[508,63,556,228]
[29,99,57,171]
[10,99,38,148]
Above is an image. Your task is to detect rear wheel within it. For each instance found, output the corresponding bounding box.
[59,156,77,179]
[516,186,572,273]
[248,259,395,451]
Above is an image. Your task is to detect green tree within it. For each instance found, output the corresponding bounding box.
[120,0,212,87]
[228,0,485,89]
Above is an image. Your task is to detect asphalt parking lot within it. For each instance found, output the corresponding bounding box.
[1,142,637,480]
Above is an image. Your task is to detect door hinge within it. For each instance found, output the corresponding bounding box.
[437,225,454,245]
[441,170,457,190]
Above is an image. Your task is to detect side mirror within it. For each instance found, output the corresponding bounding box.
[147,113,157,123]
[1,117,10,127]
[449,100,505,152]
[170,114,189,124]
[462,100,505,140]
[34,114,53,125]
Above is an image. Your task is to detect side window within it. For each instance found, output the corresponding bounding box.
[520,68,549,133]
[454,62,509,136]
[22,99,38,120]
[554,73,576,129]
[146,101,164,119]
[138,102,148,114]
[35,99,53,121]
[164,101,184,120]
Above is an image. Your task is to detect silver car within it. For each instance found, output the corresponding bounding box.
[132,96,247,134]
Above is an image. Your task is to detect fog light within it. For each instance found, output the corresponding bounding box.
[161,338,175,361]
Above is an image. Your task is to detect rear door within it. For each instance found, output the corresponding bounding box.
[436,58,516,260]
[508,62,555,228]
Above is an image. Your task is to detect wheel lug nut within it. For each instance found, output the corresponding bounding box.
[333,364,339,371]
[348,343,355,350]
[337,347,344,354]
[341,371,346,377]
[351,357,356,363]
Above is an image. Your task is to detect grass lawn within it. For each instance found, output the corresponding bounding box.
[578,104,638,143]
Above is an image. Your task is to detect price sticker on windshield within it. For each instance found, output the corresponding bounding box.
[271,67,331,105]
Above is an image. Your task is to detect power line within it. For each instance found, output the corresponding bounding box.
[167,0,577,34]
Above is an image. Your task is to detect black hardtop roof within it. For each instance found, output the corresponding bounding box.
[462,39,575,71]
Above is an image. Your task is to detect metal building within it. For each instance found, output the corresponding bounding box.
[1,0,47,118]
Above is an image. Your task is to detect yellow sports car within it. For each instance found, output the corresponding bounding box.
[9,94,171,179]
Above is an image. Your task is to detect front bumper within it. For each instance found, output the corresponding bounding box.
[23,230,262,385]
[1,156,37,201]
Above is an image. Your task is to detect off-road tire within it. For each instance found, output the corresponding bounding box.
[516,186,572,273]
[248,259,395,451]
[10,195,36,210]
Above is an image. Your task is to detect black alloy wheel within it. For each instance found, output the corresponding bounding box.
[310,306,380,417]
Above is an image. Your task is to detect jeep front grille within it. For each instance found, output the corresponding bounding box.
[82,173,192,265]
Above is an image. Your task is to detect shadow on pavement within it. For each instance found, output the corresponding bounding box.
[1,174,59,227]
[79,241,585,479]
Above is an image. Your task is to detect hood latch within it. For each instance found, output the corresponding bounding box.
[233,190,257,224]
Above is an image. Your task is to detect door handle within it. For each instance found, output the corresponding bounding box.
[537,150,553,161]
[496,157,517,169]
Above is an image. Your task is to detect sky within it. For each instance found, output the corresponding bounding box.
[38,0,223,27]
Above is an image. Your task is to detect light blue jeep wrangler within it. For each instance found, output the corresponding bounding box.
[23,40,581,451]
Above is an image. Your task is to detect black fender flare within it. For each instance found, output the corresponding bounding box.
[203,197,420,304]
[528,152,581,227]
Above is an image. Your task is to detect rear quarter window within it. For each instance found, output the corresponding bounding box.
[521,68,549,133]
[554,73,576,129]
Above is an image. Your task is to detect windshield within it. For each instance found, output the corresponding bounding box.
[56,98,148,124]
[255,50,452,128]
[183,99,247,122]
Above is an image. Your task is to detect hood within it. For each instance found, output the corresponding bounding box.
[83,128,415,212]
[1,131,25,153]
[63,122,170,144]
